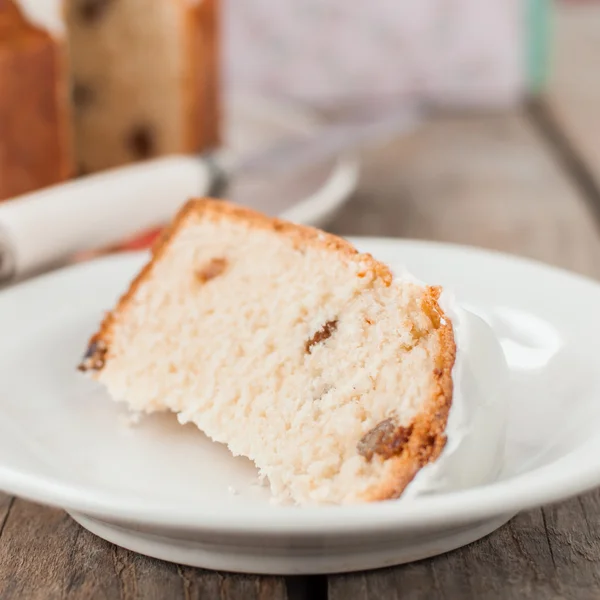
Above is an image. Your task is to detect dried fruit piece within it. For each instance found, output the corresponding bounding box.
[421,288,442,329]
[127,124,155,159]
[78,339,108,372]
[72,81,94,110]
[357,419,413,461]
[78,0,113,23]
[305,319,338,354]
[196,258,228,283]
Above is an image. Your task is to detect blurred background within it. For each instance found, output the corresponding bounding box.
[226,0,535,111]
[2,0,600,280]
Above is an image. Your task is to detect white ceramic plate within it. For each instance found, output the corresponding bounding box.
[1,238,600,574]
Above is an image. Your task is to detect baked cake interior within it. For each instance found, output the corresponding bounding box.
[90,202,454,504]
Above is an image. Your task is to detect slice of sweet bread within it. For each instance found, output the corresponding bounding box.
[80,199,456,504]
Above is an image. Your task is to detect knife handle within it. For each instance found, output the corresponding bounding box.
[0,155,216,283]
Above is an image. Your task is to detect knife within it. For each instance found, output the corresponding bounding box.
[0,102,421,283]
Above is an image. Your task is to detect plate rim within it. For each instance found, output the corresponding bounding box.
[1,237,600,536]
[225,93,360,228]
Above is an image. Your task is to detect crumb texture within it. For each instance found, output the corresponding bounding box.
[90,200,455,505]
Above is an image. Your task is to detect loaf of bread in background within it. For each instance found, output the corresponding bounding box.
[66,0,219,175]
[0,0,72,200]
[0,0,219,200]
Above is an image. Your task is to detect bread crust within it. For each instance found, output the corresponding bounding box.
[0,0,72,200]
[184,0,220,151]
[85,198,456,501]
[361,290,455,501]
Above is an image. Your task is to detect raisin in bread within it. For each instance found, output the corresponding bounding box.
[0,0,72,200]
[80,199,456,505]
[66,0,219,174]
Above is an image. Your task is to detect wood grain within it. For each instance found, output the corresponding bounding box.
[329,111,600,276]
[545,3,600,190]
[0,498,288,599]
[328,110,600,599]
[0,494,13,541]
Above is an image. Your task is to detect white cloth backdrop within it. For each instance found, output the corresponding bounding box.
[224,0,524,112]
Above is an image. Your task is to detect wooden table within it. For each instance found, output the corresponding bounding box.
[2,5,600,599]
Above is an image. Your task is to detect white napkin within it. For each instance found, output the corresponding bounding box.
[0,156,212,281]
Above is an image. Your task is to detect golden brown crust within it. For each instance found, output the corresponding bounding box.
[184,0,220,151]
[0,0,72,201]
[88,197,395,357]
[85,198,456,502]
[361,286,456,501]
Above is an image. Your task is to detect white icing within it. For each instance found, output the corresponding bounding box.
[14,0,65,37]
[388,265,509,498]
[402,291,509,498]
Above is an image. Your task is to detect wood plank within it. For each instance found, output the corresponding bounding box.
[0,499,289,600]
[330,111,600,277]
[328,111,600,599]
[0,494,13,540]
[544,3,600,187]
[329,510,587,600]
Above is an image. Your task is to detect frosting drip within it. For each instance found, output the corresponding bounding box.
[390,267,509,498]
[14,0,65,37]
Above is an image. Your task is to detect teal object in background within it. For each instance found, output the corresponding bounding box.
[528,0,551,93]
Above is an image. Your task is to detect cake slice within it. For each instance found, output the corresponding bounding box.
[80,199,456,504]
